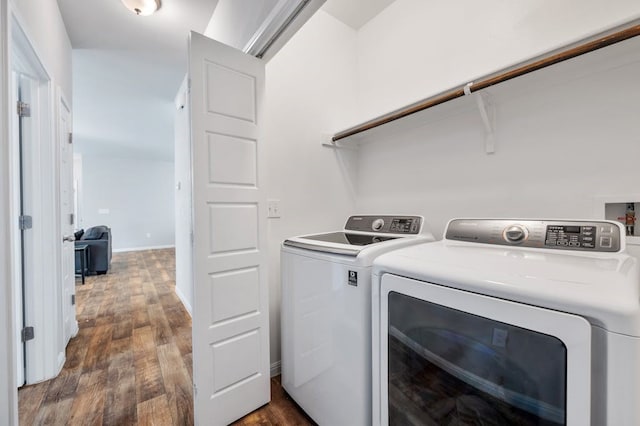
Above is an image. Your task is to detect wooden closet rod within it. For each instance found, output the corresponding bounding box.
[332,22,640,142]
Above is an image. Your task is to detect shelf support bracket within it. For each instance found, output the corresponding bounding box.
[321,133,338,148]
[476,92,495,154]
[464,83,496,154]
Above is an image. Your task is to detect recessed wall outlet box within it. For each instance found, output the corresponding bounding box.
[98,208,110,215]
[267,199,281,218]
[595,196,640,245]
[604,201,638,237]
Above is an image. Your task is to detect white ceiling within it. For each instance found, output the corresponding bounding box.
[57,0,395,160]
[322,0,396,29]
[57,0,217,63]
[57,0,218,160]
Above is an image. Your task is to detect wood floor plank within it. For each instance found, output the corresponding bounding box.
[40,368,81,404]
[33,398,74,425]
[81,323,113,372]
[68,369,108,425]
[137,394,173,426]
[157,342,194,425]
[17,382,48,426]
[132,326,166,403]
[148,302,173,346]
[103,341,137,425]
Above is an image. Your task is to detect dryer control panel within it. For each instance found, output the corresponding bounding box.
[446,219,622,252]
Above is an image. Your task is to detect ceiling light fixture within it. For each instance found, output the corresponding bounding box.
[121,0,161,16]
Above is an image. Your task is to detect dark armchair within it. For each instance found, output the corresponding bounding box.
[75,225,112,275]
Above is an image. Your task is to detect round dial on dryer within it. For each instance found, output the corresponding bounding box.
[372,218,385,231]
[503,225,528,243]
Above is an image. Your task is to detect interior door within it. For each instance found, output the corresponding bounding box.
[189,31,270,425]
[58,94,76,345]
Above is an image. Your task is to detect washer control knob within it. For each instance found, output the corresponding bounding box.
[504,225,527,243]
[372,218,385,231]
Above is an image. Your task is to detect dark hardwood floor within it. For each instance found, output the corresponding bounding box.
[18,248,312,425]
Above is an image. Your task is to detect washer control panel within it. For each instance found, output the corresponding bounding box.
[345,215,422,234]
[446,219,622,252]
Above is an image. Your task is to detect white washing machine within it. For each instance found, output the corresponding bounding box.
[281,215,435,426]
[372,218,640,426]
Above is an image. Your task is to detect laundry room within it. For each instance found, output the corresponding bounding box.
[262,1,640,425]
[263,0,640,350]
[3,0,640,424]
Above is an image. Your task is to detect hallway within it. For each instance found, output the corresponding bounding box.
[19,249,194,425]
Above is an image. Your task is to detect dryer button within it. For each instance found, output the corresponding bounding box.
[372,219,385,231]
[504,225,527,243]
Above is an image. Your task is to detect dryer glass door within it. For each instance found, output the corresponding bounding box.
[388,292,566,425]
[378,274,591,426]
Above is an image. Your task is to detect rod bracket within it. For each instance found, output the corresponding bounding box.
[321,133,338,148]
[475,92,495,154]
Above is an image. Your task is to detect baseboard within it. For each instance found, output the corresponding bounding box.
[113,244,175,253]
[174,285,192,317]
[71,320,79,338]
[270,360,281,377]
[57,352,66,374]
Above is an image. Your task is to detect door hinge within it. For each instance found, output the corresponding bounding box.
[17,101,31,117]
[68,132,73,144]
[71,295,76,305]
[193,383,197,396]
[19,215,33,230]
[70,213,75,225]
[21,326,34,342]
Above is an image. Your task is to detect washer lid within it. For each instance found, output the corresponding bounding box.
[302,232,397,246]
[283,215,430,257]
[283,232,399,256]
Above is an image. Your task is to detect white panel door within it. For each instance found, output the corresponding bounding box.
[189,31,269,425]
[58,94,76,345]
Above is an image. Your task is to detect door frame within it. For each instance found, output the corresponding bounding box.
[1,3,67,416]
[0,0,19,422]
[10,5,62,386]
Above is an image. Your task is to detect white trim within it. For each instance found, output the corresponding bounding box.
[174,284,192,317]
[10,4,62,386]
[270,360,281,377]
[0,0,19,421]
[113,244,176,253]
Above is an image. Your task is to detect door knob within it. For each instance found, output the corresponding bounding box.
[63,235,75,242]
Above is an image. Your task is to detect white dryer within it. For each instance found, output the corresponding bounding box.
[372,219,640,426]
[281,215,435,426]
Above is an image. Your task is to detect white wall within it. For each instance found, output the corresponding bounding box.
[73,49,176,251]
[355,36,640,238]
[12,0,72,102]
[78,154,175,251]
[355,0,640,121]
[264,10,359,364]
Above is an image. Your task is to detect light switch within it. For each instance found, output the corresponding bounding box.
[267,199,281,218]
[98,208,110,215]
